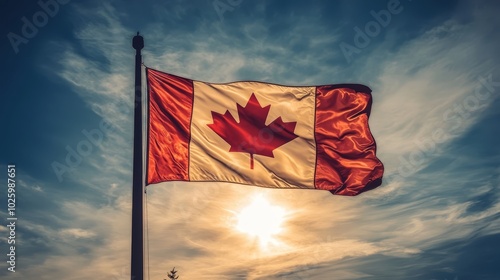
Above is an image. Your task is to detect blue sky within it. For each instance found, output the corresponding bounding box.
[1,0,499,279]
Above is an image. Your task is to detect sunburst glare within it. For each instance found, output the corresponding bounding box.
[236,195,286,248]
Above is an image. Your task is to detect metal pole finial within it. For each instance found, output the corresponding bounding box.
[133,32,144,50]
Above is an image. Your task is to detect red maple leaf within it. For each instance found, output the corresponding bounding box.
[208,93,298,169]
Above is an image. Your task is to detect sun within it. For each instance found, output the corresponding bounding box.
[236,195,286,247]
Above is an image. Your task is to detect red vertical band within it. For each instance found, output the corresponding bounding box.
[147,68,194,184]
[315,85,384,195]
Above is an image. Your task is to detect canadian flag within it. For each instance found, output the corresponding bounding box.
[146,68,384,195]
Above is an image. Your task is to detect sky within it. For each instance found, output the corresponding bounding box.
[1,0,500,279]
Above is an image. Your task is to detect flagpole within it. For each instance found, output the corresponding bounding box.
[131,32,144,280]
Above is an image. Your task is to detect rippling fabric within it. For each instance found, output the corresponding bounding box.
[147,68,193,184]
[189,81,316,189]
[146,67,384,195]
[315,85,384,195]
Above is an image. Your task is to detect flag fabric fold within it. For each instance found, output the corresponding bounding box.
[146,67,384,195]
